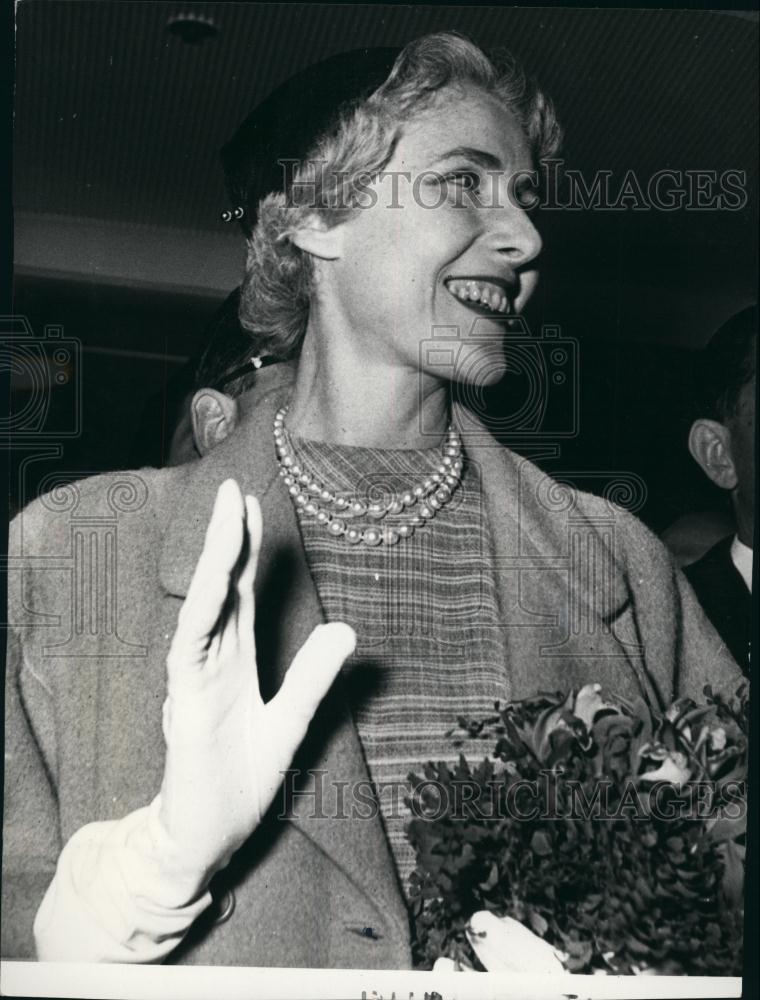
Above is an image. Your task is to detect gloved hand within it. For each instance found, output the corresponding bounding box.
[157,478,356,884]
[466,912,566,973]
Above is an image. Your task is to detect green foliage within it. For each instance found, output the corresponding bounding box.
[406,681,748,975]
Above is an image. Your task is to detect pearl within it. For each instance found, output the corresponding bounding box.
[274,405,463,548]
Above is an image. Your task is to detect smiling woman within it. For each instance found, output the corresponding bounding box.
[2,31,744,970]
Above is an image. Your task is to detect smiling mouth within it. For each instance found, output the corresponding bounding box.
[444,277,514,315]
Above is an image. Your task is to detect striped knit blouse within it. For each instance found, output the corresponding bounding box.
[290,432,509,900]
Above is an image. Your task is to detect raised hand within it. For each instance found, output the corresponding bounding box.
[158,478,355,882]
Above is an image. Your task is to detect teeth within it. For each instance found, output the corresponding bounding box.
[446,278,511,314]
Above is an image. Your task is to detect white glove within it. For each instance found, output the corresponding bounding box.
[466,911,566,974]
[34,479,355,962]
[157,478,356,885]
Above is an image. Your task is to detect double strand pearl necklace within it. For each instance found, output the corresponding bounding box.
[273,405,464,546]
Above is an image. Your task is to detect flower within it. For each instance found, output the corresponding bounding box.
[639,750,691,786]
[572,683,619,730]
[407,682,747,976]
[708,726,727,752]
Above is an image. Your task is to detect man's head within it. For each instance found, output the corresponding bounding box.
[226,32,561,362]
[688,305,757,547]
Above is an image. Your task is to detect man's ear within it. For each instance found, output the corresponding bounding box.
[688,418,738,490]
[191,389,240,456]
[289,214,344,260]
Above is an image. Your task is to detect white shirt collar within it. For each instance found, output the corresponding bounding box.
[730,535,753,593]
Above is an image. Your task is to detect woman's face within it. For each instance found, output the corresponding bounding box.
[322,83,543,388]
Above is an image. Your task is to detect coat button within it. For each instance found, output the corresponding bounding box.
[344,923,383,940]
[212,887,236,925]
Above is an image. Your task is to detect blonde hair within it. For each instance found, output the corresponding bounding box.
[239,32,562,358]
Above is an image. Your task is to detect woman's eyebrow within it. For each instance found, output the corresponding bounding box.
[429,146,503,171]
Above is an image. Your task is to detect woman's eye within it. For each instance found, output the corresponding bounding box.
[443,170,481,192]
[514,185,540,209]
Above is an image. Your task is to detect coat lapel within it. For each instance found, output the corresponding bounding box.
[158,365,409,940]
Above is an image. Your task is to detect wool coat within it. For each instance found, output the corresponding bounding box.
[2,364,742,966]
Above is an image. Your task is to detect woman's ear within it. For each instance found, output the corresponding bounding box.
[289,214,344,260]
[688,418,738,491]
[191,389,240,456]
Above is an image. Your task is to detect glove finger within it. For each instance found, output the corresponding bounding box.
[214,494,262,684]
[169,480,245,674]
[266,623,356,747]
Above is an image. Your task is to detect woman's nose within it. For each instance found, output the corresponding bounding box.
[483,180,543,268]
[492,203,543,268]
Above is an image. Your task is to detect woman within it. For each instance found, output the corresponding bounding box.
[3,33,741,967]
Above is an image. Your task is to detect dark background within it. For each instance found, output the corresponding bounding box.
[10,3,758,531]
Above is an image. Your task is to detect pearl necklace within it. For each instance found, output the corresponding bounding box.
[273,406,463,545]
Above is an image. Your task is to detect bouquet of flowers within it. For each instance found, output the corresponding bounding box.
[406,681,748,976]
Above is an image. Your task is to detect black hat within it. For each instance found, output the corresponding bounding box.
[220,47,400,235]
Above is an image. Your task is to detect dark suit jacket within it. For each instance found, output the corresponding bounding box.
[685,536,752,676]
[3,364,743,966]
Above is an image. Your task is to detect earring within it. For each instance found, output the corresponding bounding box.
[221,206,245,223]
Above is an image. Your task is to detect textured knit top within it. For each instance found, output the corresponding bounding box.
[289,431,509,900]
